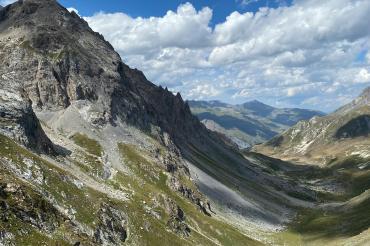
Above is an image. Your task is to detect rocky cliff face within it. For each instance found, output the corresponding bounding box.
[0,89,53,153]
[0,0,203,151]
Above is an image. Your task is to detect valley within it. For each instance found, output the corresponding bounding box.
[0,0,368,245]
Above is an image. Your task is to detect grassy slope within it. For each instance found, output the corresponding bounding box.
[117,143,262,246]
[0,134,99,245]
[273,190,370,246]
[271,155,370,245]
[71,133,102,156]
[2,131,368,245]
[70,133,105,178]
[0,134,260,245]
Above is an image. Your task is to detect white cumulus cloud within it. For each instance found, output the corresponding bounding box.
[187,83,221,99]
[85,3,213,54]
[354,69,370,83]
[84,0,370,112]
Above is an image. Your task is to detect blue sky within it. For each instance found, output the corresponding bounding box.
[2,0,370,112]
[58,0,291,25]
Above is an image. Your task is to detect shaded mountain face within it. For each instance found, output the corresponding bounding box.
[0,0,202,152]
[335,115,370,139]
[189,100,324,148]
[254,86,370,165]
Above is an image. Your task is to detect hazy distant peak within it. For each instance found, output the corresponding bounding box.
[241,100,274,112]
[244,99,265,105]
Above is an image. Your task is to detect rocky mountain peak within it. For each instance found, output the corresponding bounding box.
[240,100,276,119]
[241,100,274,111]
[0,0,204,151]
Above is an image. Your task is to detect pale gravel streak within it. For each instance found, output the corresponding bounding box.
[35,101,168,200]
[186,161,286,231]
[35,108,131,200]
[36,101,156,175]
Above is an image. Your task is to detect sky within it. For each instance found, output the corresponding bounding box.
[1,0,370,112]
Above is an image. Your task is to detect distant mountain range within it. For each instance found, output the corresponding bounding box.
[189,100,325,148]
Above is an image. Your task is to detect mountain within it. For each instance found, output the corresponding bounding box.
[189,100,324,148]
[0,1,302,244]
[254,86,370,166]
[0,1,369,245]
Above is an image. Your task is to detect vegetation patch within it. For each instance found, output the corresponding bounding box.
[73,150,105,178]
[71,133,102,157]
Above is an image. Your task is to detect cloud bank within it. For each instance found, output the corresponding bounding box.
[84,0,370,112]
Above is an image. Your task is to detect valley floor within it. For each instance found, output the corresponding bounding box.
[0,104,369,245]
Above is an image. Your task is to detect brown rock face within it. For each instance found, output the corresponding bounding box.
[0,0,205,150]
[0,89,54,153]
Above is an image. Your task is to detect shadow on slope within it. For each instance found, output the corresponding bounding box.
[335,115,370,139]
[180,134,320,230]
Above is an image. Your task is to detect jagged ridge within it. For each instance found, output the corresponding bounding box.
[0,0,203,152]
